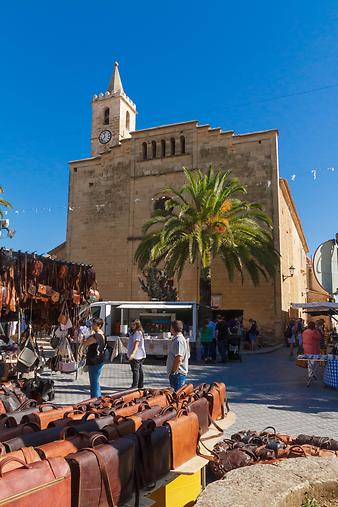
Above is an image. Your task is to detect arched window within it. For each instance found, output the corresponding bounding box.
[142,142,147,160]
[170,137,175,156]
[180,135,185,154]
[161,140,166,157]
[152,141,157,159]
[104,108,110,125]
[126,111,130,130]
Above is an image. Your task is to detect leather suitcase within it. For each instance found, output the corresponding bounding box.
[0,456,71,506]
[22,405,74,429]
[102,415,142,440]
[166,412,199,469]
[0,422,40,443]
[3,425,79,452]
[175,384,194,400]
[181,397,209,435]
[207,382,228,420]
[66,439,135,506]
[151,406,177,427]
[35,432,107,459]
[5,406,42,426]
[0,447,41,472]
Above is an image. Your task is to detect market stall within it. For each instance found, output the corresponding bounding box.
[84,300,198,357]
[0,248,98,381]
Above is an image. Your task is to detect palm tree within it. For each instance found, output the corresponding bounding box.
[0,186,12,218]
[135,167,278,307]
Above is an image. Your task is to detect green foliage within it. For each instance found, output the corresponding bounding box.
[139,267,178,301]
[301,496,320,507]
[135,167,278,288]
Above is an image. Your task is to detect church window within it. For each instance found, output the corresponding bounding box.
[142,142,147,160]
[170,138,176,156]
[104,108,110,125]
[180,135,186,154]
[152,141,157,159]
[126,111,130,130]
[161,140,166,157]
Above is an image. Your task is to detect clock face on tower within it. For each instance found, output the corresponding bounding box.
[98,130,112,144]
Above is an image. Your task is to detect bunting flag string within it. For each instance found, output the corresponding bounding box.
[1,165,336,217]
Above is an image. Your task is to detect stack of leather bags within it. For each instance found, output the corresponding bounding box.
[0,382,229,506]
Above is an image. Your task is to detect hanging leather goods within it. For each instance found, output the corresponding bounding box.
[30,259,43,278]
[38,284,52,296]
[57,264,69,280]
[50,290,60,303]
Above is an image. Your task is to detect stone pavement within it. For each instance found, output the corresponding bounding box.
[46,348,338,439]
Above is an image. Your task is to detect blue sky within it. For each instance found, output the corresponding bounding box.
[0,0,337,255]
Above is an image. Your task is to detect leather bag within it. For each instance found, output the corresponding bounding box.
[151,406,177,427]
[207,382,228,420]
[0,456,71,506]
[181,396,209,435]
[0,422,40,442]
[2,425,79,452]
[0,383,30,414]
[165,411,199,469]
[36,431,107,460]
[66,439,135,507]
[0,447,41,472]
[22,405,74,429]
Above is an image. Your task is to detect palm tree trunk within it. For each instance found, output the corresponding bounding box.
[199,266,211,308]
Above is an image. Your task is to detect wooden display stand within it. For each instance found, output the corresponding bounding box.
[126,412,236,507]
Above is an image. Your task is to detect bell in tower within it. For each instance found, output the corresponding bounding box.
[91,62,136,156]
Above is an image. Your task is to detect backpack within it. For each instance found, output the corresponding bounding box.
[86,333,107,365]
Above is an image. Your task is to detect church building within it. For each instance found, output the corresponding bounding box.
[52,63,310,342]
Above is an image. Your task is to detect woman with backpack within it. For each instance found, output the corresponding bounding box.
[127,319,146,388]
[82,317,107,397]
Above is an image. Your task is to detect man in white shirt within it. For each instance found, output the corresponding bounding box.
[166,320,189,391]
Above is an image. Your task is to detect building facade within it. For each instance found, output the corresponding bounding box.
[54,63,310,342]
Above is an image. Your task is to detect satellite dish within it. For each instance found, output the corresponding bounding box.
[313,234,338,295]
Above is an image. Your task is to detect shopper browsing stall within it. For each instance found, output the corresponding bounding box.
[166,320,189,391]
[82,318,106,398]
[127,319,146,389]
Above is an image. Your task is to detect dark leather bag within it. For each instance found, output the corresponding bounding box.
[3,425,78,452]
[0,422,40,442]
[66,439,135,507]
[151,406,177,427]
[102,415,143,440]
[165,411,199,469]
[6,404,50,426]
[181,396,209,435]
[0,383,30,414]
[0,456,71,506]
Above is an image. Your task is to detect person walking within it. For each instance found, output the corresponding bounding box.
[127,319,146,389]
[207,317,217,361]
[200,320,213,362]
[166,320,189,391]
[215,315,228,362]
[248,319,259,351]
[82,318,106,398]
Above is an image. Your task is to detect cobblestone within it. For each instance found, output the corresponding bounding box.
[46,348,338,439]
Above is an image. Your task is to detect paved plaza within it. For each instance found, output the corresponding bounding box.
[48,348,338,439]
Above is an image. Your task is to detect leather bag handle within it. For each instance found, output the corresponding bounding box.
[287,445,307,458]
[261,426,276,435]
[81,410,101,420]
[0,457,30,477]
[159,406,176,415]
[38,403,60,412]
[63,409,85,418]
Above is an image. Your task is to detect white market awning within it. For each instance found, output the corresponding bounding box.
[291,302,338,312]
[117,303,193,310]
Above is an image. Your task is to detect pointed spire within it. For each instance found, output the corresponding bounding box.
[108,61,124,93]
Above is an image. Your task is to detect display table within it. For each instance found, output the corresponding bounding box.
[124,412,236,507]
[107,336,189,358]
[297,354,338,388]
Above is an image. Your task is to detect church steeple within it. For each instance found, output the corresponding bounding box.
[91,62,136,156]
[108,62,124,93]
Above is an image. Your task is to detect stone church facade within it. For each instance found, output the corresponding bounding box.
[53,63,310,341]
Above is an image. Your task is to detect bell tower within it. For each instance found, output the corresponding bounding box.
[91,62,136,156]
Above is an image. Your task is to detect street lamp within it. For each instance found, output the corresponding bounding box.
[0,219,15,239]
[282,265,295,282]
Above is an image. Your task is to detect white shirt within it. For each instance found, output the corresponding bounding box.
[127,330,146,360]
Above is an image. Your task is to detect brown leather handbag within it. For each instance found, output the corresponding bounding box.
[151,406,177,427]
[175,383,194,400]
[22,405,74,429]
[0,456,71,506]
[36,431,107,459]
[102,415,143,440]
[165,410,199,469]
[66,440,135,506]
[181,396,209,435]
[0,447,41,472]
[207,382,228,420]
